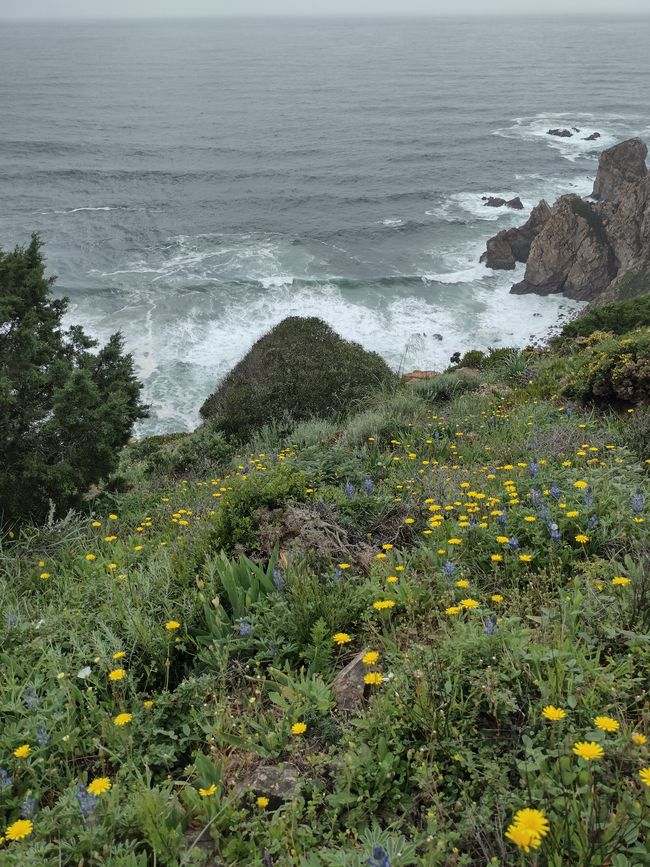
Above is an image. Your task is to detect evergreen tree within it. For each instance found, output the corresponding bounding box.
[0,235,147,523]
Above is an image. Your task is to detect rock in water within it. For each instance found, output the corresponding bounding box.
[483,196,507,207]
[511,195,617,299]
[591,138,648,202]
[547,128,573,137]
[506,196,524,210]
[584,132,601,141]
[480,200,552,269]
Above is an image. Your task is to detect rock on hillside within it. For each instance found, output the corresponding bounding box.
[199,317,396,438]
[481,138,650,304]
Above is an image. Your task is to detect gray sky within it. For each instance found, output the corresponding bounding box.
[1,0,649,18]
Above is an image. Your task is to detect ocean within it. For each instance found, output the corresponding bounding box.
[1,15,649,434]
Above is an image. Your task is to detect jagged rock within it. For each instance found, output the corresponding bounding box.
[572,127,581,133]
[332,649,368,711]
[511,195,617,300]
[591,138,647,202]
[245,763,300,804]
[548,128,572,137]
[483,196,507,207]
[584,132,601,141]
[482,196,524,210]
[480,200,552,269]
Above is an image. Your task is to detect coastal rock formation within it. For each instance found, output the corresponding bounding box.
[481,138,650,304]
[548,128,573,137]
[584,132,601,141]
[480,200,552,269]
[511,195,617,298]
[591,137,647,201]
[482,195,524,209]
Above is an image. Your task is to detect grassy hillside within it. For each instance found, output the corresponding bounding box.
[1,315,650,865]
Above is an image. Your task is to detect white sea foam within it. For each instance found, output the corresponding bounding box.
[493,112,650,163]
[380,218,404,226]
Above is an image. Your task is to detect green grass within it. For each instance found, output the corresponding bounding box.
[1,337,650,864]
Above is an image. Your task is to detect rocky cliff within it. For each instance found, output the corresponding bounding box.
[481,138,650,304]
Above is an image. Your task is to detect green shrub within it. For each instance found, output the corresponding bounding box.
[199,317,397,440]
[0,236,147,524]
[458,348,486,369]
[560,294,650,339]
[561,329,650,404]
[138,423,233,477]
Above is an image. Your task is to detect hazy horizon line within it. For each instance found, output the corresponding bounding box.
[3,11,650,19]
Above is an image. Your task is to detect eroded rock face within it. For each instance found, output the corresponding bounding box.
[480,200,552,270]
[480,138,650,304]
[591,138,647,202]
[511,196,617,300]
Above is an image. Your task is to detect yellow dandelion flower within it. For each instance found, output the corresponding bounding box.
[573,480,588,489]
[459,598,479,609]
[639,767,650,787]
[291,722,307,735]
[85,553,96,561]
[490,554,503,562]
[631,732,647,745]
[387,575,398,583]
[143,700,154,709]
[5,819,33,842]
[332,632,351,645]
[87,777,111,796]
[112,651,126,660]
[165,620,180,630]
[362,651,379,665]
[542,706,566,721]
[505,824,541,853]
[445,606,462,615]
[372,600,396,610]
[199,784,218,797]
[364,672,383,685]
[575,534,589,544]
[338,563,351,570]
[519,554,533,563]
[512,808,549,839]
[113,713,132,726]
[612,576,630,586]
[594,715,619,733]
[448,538,462,545]
[257,796,269,808]
[491,594,503,603]
[496,536,509,544]
[13,744,31,759]
[573,741,604,761]
[108,668,126,681]
[39,572,50,580]
[455,579,469,588]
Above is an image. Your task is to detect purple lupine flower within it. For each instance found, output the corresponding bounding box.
[484,613,498,636]
[508,537,520,551]
[631,490,644,515]
[538,503,550,521]
[77,785,97,823]
[443,561,457,578]
[587,515,599,531]
[583,490,594,507]
[0,768,12,789]
[497,512,508,529]
[238,620,252,637]
[530,488,541,505]
[23,687,40,710]
[272,566,285,592]
[364,478,375,495]
[529,460,540,479]
[367,847,391,867]
[548,521,561,542]
[345,481,355,499]
[20,797,36,819]
[549,484,561,500]
[36,725,50,746]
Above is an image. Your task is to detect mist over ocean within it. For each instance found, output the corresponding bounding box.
[1,15,649,434]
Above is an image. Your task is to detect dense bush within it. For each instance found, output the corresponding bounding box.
[561,329,650,404]
[199,317,397,439]
[0,236,147,523]
[560,293,650,339]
